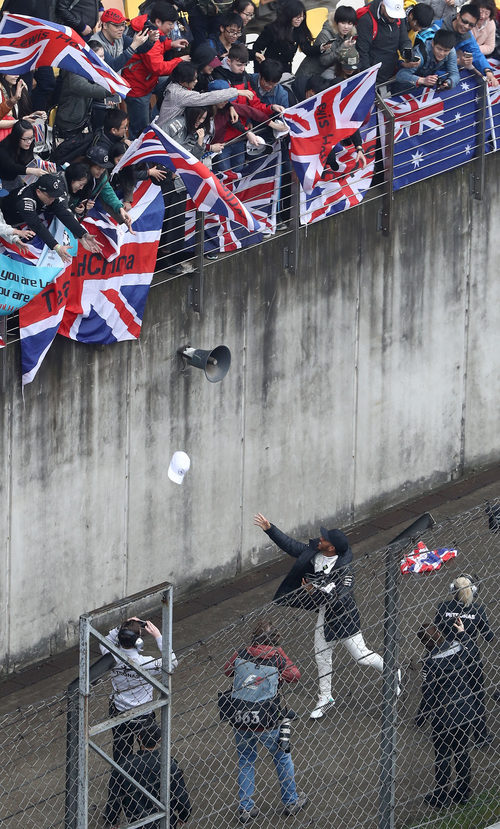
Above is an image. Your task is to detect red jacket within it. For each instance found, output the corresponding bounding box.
[213,100,269,144]
[224,644,300,684]
[122,38,183,98]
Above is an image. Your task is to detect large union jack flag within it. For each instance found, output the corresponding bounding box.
[0,14,130,98]
[19,181,164,385]
[300,123,377,225]
[114,122,265,233]
[283,65,379,194]
[185,148,281,253]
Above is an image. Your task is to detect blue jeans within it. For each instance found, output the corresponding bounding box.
[213,141,246,174]
[126,94,151,140]
[234,728,298,812]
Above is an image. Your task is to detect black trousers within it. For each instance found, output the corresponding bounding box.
[432,725,471,801]
[110,701,156,762]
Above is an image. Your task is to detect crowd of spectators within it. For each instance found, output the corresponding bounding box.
[0,0,499,276]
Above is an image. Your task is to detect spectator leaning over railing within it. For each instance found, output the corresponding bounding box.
[356,0,412,84]
[471,0,497,55]
[420,3,499,86]
[157,61,239,128]
[93,7,153,73]
[295,6,358,85]
[83,145,134,233]
[122,3,190,139]
[212,43,285,118]
[248,60,289,109]
[0,173,102,263]
[393,28,460,90]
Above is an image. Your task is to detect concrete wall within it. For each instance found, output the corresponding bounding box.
[1,155,499,672]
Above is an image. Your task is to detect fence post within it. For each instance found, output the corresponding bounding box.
[375,92,395,236]
[160,586,174,829]
[471,74,487,200]
[77,615,90,829]
[378,543,399,829]
[189,212,204,313]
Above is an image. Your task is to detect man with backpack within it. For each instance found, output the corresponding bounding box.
[223,617,308,824]
[356,0,412,83]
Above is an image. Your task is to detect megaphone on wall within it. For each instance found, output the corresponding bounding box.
[178,345,231,383]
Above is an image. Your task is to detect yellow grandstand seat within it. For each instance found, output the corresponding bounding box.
[124,0,142,19]
[306,7,328,39]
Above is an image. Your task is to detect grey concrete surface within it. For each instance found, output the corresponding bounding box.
[1,156,500,674]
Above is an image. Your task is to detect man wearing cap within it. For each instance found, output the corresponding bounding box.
[105,724,191,828]
[356,0,412,83]
[84,146,134,233]
[121,3,190,138]
[1,174,102,264]
[254,514,398,719]
[93,9,153,74]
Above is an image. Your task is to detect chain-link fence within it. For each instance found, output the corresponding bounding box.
[1,499,499,829]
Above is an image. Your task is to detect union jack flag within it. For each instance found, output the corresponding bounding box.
[300,124,377,225]
[113,122,265,233]
[386,87,445,141]
[400,541,457,574]
[0,14,130,98]
[185,148,280,253]
[283,65,379,194]
[0,336,5,348]
[20,181,164,384]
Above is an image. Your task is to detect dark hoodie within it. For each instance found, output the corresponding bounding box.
[416,636,476,735]
[356,0,411,82]
[267,524,361,641]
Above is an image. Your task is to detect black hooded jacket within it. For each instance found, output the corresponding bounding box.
[268,524,361,640]
[416,636,477,736]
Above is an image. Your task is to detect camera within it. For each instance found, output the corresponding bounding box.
[402,48,418,62]
[137,619,148,627]
[435,73,450,89]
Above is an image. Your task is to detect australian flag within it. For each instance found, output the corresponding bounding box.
[283,65,379,194]
[0,14,130,97]
[386,69,497,189]
[113,122,265,234]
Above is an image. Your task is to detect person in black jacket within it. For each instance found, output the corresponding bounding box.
[106,723,191,828]
[56,0,100,38]
[416,619,475,807]
[254,514,397,719]
[252,0,332,75]
[434,574,494,746]
[356,0,412,83]
[1,173,102,263]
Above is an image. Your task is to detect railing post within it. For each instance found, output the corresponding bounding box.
[189,211,204,313]
[376,92,395,236]
[471,73,487,200]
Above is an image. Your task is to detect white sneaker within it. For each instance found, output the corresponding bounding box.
[310,695,335,719]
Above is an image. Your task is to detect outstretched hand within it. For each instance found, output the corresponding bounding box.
[254,513,271,531]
